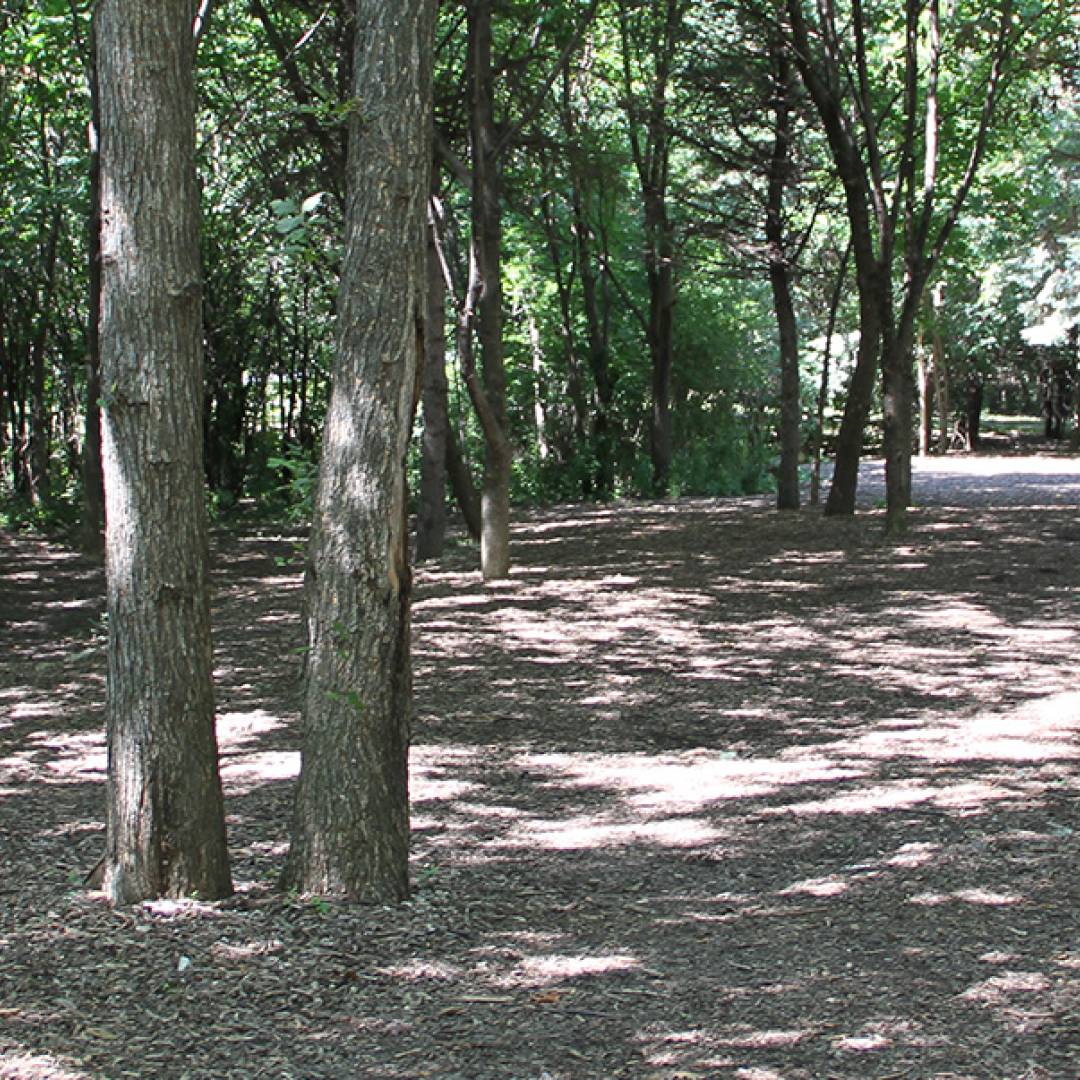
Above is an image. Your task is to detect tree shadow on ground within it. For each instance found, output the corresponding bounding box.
[1,456,1078,1078]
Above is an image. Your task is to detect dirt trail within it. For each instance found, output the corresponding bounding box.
[1,454,1078,1079]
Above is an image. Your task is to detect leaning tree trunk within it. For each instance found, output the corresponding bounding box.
[282,0,435,901]
[95,0,232,904]
[824,273,882,516]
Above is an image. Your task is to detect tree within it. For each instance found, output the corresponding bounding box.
[785,0,1025,531]
[765,25,803,510]
[463,0,515,580]
[94,0,231,903]
[617,0,686,495]
[282,0,436,900]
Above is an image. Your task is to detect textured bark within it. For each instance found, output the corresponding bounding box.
[932,327,951,452]
[95,0,231,904]
[282,0,434,900]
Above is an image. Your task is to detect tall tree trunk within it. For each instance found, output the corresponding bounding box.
[416,202,449,562]
[646,200,675,496]
[28,206,63,505]
[80,41,105,555]
[95,0,231,904]
[557,68,616,496]
[767,35,800,511]
[618,0,681,497]
[467,0,512,580]
[576,208,616,498]
[282,0,434,900]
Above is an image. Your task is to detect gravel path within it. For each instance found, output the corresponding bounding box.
[844,452,1080,508]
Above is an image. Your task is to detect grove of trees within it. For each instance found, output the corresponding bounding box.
[2,0,1078,900]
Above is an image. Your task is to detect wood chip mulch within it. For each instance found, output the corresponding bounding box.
[1,455,1078,1079]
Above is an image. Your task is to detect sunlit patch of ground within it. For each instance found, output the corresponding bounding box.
[1,456,1078,1078]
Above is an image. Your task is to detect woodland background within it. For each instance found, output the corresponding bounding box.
[2,0,1078,537]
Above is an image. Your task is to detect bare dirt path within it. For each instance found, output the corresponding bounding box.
[1,454,1078,1079]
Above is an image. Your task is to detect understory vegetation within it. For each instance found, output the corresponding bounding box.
[2,0,1078,534]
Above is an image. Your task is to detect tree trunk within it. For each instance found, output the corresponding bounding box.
[824,277,881,517]
[965,377,983,450]
[282,0,434,901]
[932,326,950,451]
[647,204,675,496]
[810,242,850,506]
[785,0,883,519]
[28,206,62,506]
[917,325,932,457]
[618,0,681,497]
[557,67,617,497]
[467,0,512,581]
[95,0,231,904]
[80,43,105,556]
[445,429,482,541]
[416,209,449,562]
[767,36,800,511]
[576,208,616,498]
[881,334,915,533]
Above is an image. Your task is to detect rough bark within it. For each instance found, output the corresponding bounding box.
[881,325,917,532]
[965,377,983,450]
[282,0,434,901]
[95,0,231,904]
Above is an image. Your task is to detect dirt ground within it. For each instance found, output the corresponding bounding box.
[1,454,1078,1079]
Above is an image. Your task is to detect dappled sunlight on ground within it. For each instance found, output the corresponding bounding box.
[2,456,1078,1077]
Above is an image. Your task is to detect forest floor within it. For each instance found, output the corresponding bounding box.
[1,451,1079,1080]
